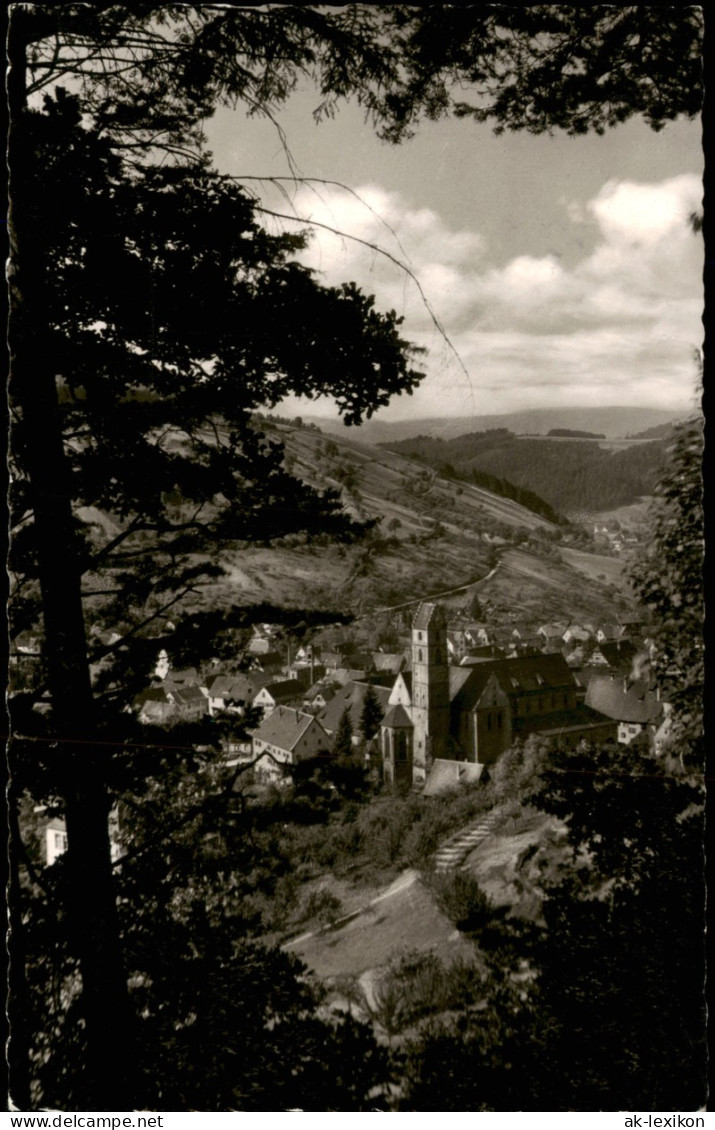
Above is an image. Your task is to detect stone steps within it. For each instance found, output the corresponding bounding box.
[433,814,499,873]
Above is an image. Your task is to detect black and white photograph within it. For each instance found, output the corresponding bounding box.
[6,4,706,1114]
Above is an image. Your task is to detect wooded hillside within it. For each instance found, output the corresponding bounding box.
[381,431,668,514]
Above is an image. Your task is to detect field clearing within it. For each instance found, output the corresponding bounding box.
[592,497,655,526]
[517,435,654,449]
[560,546,627,587]
[479,547,632,622]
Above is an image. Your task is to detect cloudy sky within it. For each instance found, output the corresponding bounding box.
[205,82,703,423]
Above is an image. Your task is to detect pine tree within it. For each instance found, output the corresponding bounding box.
[333,708,355,759]
[360,683,385,744]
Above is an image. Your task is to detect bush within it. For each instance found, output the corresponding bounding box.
[428,872,493,932]
[302,889,343,925]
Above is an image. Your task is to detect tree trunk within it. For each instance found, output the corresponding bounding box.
[8,12,137,1108]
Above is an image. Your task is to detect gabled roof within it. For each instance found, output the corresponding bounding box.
[491,627,518,647]
[205,673,248,699]
[539,623,567,639]
[318,680,391,734]
[382,703,413,729]
[165,667,199,686]
[304,682,337,703]
[170,685,208,708]
[372,652,406,674]
[516,702,618,736]
[585,676,663,724]
[449,667,472,700]
[597,623,622,640]
[412,602,446,630]
[596,640,639,669]
[564,625,593,641]
[133,685,171,708]
[460,646,505,663]
[423,759,482,796]
[252,706,328,751]
[451,653,578,713]
[255,679,305,702]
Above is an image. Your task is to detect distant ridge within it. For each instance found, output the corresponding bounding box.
[306,406,691,444]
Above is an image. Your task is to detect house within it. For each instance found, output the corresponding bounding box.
[284,662,326,686]
[251,707,333,781]
[584,675,665,746]
[247,625,279,656]
[134,677,208,722]
[491,626,520,650]
[204,673,254,715]
[252,679,305,718]
[509,623,536,641]
[595,639,640,673]
[247,650,285,674]
[302,681,337,712]
[318,680,392,742]
[45,816,69,866]
[538,622,568,644]
[168,683,209,717]
[596,623,623,643]
[562,624,593,644]
[38,809,122,867]
[133,685,175,725]
[381,603,617,788]
[164,666,200,688]
[330,667,369,686]
[372,652,407,676]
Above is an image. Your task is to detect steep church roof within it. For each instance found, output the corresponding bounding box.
[450,653,578,713]
[382,703,413,729]
[412,602,446,630]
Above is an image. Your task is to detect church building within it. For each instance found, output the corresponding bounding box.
[381,601,617,787]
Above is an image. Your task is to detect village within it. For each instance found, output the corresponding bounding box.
[29,597,671,868]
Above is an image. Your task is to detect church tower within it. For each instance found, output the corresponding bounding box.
[411,602,450,782]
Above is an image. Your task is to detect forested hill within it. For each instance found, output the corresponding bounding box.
[380,430,668,514]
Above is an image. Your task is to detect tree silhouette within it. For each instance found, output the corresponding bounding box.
[7,91,422,1108]
[333,708,355,760]
[6,2,704,1110]
[360,683,385,744]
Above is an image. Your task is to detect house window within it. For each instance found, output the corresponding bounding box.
[418,649,423,662]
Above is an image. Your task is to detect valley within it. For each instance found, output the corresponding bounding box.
[199,417,638,628]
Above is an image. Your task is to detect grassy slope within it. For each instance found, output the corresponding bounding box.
[213,422,634,624]
[79,420,638,628]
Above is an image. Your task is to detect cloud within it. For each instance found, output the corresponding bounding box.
[266,174,702,418]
